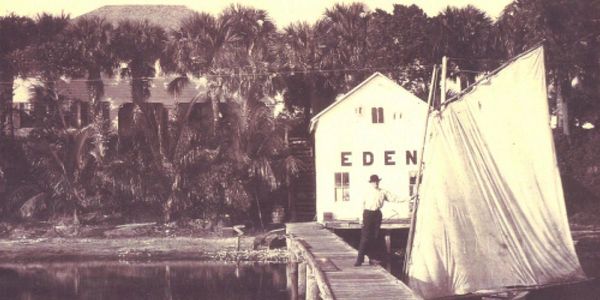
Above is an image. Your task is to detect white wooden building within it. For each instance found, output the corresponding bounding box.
[309,72,428,224]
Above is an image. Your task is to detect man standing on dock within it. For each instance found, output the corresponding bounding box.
[355,174,404,266]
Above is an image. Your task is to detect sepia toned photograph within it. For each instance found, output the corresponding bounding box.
[0,0,599,299]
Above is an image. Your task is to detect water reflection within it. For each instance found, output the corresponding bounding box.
[0,261,288,300]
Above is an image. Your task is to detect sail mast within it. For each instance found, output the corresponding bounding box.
[402,64,439,278]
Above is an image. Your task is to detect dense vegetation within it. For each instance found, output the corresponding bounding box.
[0,0,599,227]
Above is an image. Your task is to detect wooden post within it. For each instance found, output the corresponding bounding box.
[385,230,392,262]
[440,56,448,104]
[385,230,392,256]
[286,260,299,300]
[287,237,307,299]
[298,261,307,298]
[385,230,392,272]
[306,265,318,300]
[164,265,173,300]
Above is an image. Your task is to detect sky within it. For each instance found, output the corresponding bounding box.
[1,0,513,26]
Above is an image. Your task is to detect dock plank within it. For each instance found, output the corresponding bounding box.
[286,222,421,300]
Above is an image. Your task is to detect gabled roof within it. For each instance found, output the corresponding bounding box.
[309,72,425,132]
[75,5,196,30]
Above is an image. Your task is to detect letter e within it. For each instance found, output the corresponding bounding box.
[341,152,352,166]
[384,151,396,165]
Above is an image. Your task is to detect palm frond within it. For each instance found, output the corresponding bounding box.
[73,126,94,170]
[5,184,42,213]
[167,75,191,97]
[178,146,220,168]
[283,154,304,184]
[250,157,278,190]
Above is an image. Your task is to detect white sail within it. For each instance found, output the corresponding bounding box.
[406,46,586,299]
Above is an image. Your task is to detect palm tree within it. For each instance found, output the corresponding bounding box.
[162,11,234,136]
[428,5,498,89]
[13,13,72,131]
[219,96,282,228]
[8,14,101,221]
[205,5,280,228]
[25,13,71,81]
[163,5,277,135]
[277,3,372,122]
[277,22,327,125]
[28,127,95,223]
[366,5,431,97]
[113,20,167,156]
[113,20,166,105]
[162,6,282,224]
[63,16,117,157]
[0,14,35,137]
[11,83,103,223]
[319,3,371,90]
[495,0,600,138]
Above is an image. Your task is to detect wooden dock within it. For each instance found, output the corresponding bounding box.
[286,222,421,300]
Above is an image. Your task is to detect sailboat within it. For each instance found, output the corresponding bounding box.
[404,45,587,299]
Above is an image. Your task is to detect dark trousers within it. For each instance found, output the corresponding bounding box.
[356,209,382,263]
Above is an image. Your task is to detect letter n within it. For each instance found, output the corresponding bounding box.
[406,150,417,165]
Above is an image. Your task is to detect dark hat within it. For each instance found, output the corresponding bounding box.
[369,174,382,183]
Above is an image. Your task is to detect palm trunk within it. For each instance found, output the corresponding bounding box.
[164,194,174,223]
[285,129,296,222]
[210,88,221,136]
[87,70,106,157]
[0,73,14,137]
[555,72,571,139]
[163,174,180,223]
[73,207,80,225]
[46,81,68,129]
[255,187,264,229]
[7,85,14,138]
[130,64,162,159]
[287,180,295,222]
[130,64,175,223]
[305,77,318,127]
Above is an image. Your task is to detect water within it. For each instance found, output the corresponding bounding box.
[0,261,288,300]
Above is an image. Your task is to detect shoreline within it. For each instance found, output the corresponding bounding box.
[0,222,597,267]
[0,236,289,263]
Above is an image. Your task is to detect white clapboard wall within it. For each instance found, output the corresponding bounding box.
[310,72,428,223]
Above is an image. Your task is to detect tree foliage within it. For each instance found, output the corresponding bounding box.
[2,1,600,224]
[0,14,35,136]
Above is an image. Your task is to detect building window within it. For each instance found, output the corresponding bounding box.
[371,107,384,123]
[355,106,363,116]
[334,172,350,202]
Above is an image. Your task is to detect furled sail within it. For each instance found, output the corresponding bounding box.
[406,46,586,299]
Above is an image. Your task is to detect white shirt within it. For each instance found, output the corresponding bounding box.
[362,186,403,211]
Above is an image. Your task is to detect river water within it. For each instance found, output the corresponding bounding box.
[0,232,597,300]
[0,261,288,300]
